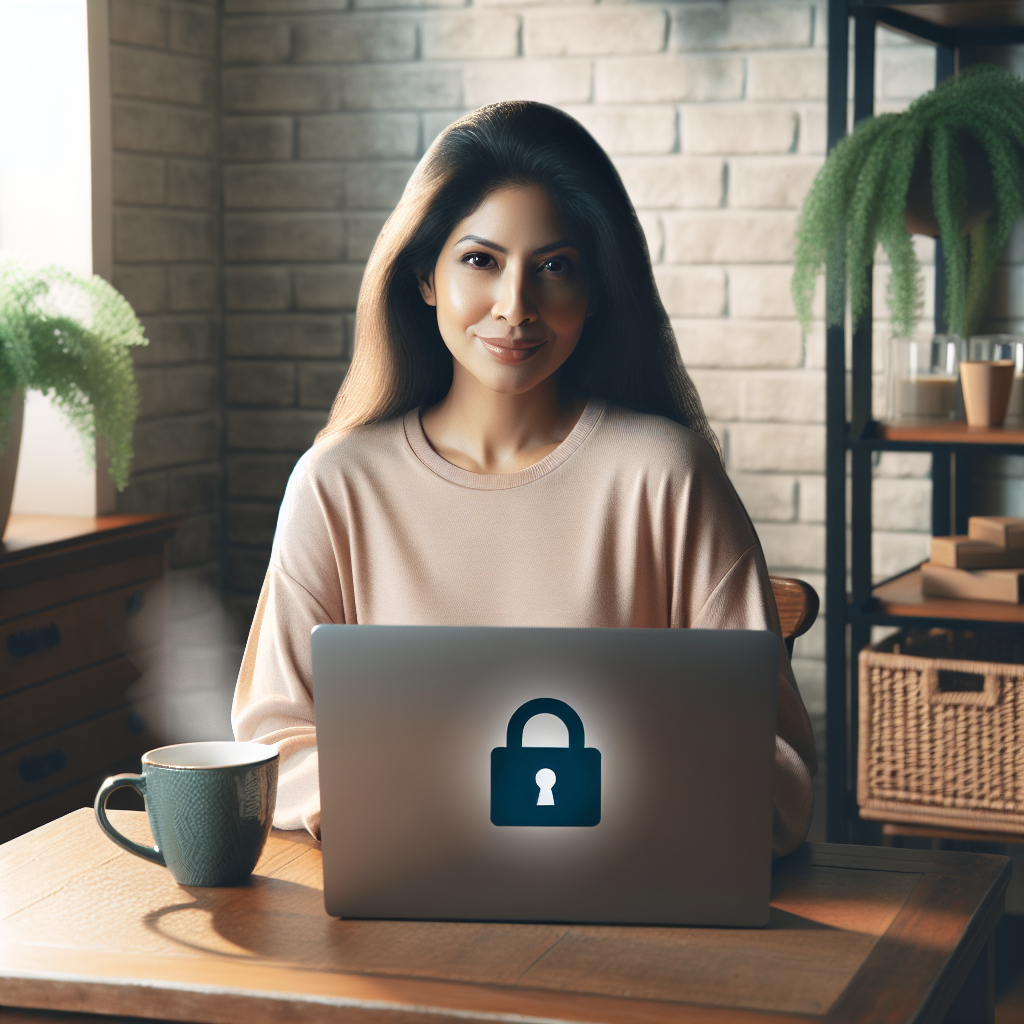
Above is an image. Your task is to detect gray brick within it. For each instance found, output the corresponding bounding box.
[225,266,292,310]
[525,8,667,57]
[135,316,217,365]
[422,12,520,60]
[110,0,170,48]
[341,65,462,111]
[167,159,216,208]
[170,513,221,569]
[224,163,344,209]
[464,59,592,108]
[223,68,343,113]
[422,110,469,151]
[136,365,220,419]
[298,361,348,408]
[227,409,328,451]
[595,54,742,104]
[112,154,166,205]
[293,15,416,62]
[563,105,676,155]
[225,314,345,357]
[672,6,812,51]
[226,360,297,406]
[294,265,364,309]
[682,105,798,156]
[168,266,220,311]
[345,161,416,209]
[298,113,419,160]
[346,213,388,261]
[132,414,220,472]
[113,266,168,315]
[729,157,822,209]
[226,548,272,594]
[113,100,216,157]
[227,502,280,546]
[224,213,345,261]
[115,210,217,262]
[222,19,291,64]
[170,464,222,514]
[170,4,218,58]
[115,469,172,514]
[227,453,300,499]
[223,117,294,161]
[615,157,723,209]
[111,45,215,107]
[226,0,349,10]
[664,212,798,264]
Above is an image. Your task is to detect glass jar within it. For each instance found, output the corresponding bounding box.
[969,335,1024,426]
[888,334,966,421]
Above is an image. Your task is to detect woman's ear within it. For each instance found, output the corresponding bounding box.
[417,272,437,307]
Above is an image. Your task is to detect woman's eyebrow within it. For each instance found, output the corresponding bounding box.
[533,239,578,255]
[455,234,507,253]
[454,235,579,255]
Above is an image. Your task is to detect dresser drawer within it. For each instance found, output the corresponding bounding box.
[0,704,155,815]
[1,580,159,697]
[0,656,141,753]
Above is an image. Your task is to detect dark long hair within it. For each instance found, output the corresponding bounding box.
[318,101,719,457]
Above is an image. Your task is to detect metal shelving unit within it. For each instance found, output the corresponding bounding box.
[824,0,1024,843]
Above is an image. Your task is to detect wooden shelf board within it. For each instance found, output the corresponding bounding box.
[876,420,1024,445]
[881,821,1024,846]
[886,2,1024,29]
[873,568,1024,624]
[0,513,183,562]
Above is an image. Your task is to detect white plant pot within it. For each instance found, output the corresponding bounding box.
[0,390,25,538]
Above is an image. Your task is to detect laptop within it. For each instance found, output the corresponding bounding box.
[311,625,778,927]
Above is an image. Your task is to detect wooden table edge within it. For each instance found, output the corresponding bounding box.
[0,514,185,566]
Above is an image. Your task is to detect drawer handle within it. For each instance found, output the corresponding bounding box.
[7,623,61,657]
[19,749,67,783]
[126,590,145,617]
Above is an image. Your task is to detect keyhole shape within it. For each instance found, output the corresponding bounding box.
[536,768,556,806]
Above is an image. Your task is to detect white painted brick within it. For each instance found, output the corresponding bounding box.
[682,105,798,156]
[664,212,798,264]
[294,264,365,309]
[222,19,291,64]
[653,266,725,317]
[293,15,417,62]
[594,54,742,104]
[673,319,803,368]
[872,477,932,532]
[875,450,932,481]
[464,59,592,108]
[873,531,930,580]
[524,8,667,58]
[688,369,740,420]
[804,322,825,369]
[422,110,469,151]
[729,156,821,209]
[673,5,812,51]
[615,157,722,209]
[797,474,825,522]
[730,423,825,472]
[790,655,824,714]
[354,0,464,8]
[747,51,826,101]
[636,211,662,263]
[798,104,826,155]
[562,105,676,155]
[342,65,462,110]
[730,265,819,320]
[476,0,592,6]
[226,0,349,9]
[879,47,935,100]
[792,615,824,660]
[755,522,826,571]
[422,12,520,60]
[299,113,419,160]
[741,371,824,423]
[730,472,797,521]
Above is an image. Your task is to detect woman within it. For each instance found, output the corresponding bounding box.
[232,101,816,856]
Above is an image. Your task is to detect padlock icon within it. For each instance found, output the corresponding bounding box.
[490,698,601,827]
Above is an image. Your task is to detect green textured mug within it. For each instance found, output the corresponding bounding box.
[94,740,279,887]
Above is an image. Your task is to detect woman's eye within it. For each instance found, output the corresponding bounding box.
[541,257,570,274]
[464,253,496,269]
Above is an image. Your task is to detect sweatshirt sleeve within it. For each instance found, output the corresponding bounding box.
[691,545,817,857]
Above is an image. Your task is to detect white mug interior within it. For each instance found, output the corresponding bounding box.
[143,740,278,769]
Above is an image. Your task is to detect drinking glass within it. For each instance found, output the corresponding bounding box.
[888,334,966,421]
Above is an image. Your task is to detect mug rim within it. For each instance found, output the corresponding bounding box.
[143,740,279,770]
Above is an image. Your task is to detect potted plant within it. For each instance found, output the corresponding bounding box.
[791,66,1024,340]
[0,257,147,533]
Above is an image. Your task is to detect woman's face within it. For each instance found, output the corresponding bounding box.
[418,184,590,396]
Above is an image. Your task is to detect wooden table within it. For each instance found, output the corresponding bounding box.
[0,810,1011,1024]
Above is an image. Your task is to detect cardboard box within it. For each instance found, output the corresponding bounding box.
[930,535,1024,569]
[968,516,1024,549]
[920,562,1024,604]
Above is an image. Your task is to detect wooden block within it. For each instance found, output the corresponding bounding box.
[920,562,1024,604]
[930,536,1024,569]
[968,516,1024,549]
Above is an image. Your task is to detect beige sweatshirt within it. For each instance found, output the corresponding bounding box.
[232,402,817,855]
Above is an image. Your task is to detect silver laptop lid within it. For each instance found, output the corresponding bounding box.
[312,625,778,927]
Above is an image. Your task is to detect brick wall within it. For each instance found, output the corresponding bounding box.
[107,0,222,588]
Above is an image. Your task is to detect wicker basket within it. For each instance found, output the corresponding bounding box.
[858,629,1024,834]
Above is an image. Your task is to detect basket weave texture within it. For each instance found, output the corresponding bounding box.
[858,631,1024,834]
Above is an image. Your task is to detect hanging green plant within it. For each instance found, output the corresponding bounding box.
[792,65,1024,339]
[0,257,148,490]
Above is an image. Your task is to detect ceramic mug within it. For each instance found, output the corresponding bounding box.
[94,740,279,887]
[959,360,1016,427]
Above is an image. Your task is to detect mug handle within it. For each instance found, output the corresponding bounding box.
[94,773,165,866]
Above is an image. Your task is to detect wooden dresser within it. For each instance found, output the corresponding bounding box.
[0,514,180,843]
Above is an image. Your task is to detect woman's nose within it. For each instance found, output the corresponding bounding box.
[492,266,537,325]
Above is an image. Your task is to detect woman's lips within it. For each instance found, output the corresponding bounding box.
[477,336,547,365]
